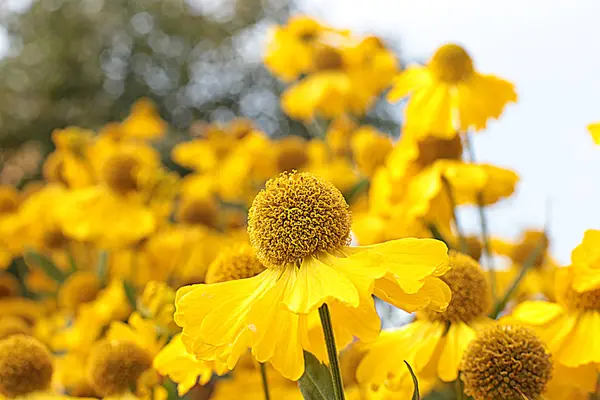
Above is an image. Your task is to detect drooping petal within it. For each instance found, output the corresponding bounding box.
[374,274,451,313]
[437,322,476,382]
[557,311,600,367]
[387,67,431,101]
[284,255,360,314]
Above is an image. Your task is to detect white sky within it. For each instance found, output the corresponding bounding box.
[301,0,600,264]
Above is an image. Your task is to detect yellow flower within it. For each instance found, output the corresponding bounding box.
[460,325,552,400]
[120,98,166,140]
[492,230,556,301]
[137,281,177,335]
[264,16,329,81]
[569,229,600,292]
[153,334,228,396]
[0,335,54,398]
[388,43,517,137]
[107,312,167,358]
[275,136,310,173]
[357,252,491,395]
[175,172,450,380]
[210,359,303,400]
[350,127,393,177]
[143,225,223,285]
[587,122,600,145]
[53,351,97,397]
[45,127,95,189]
[86,339,152,398]
[509,267,600,396]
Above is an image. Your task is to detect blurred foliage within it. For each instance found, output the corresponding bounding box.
[0,0,401,184]
[0,0,294,150]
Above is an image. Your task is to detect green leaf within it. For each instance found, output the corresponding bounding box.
[122,280,137,310]
[404,360,420,400]
[24,249,66,283]
[298,351,335,400]
[343,178,370,205]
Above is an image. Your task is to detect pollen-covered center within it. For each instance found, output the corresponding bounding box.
[313,45,344,71]
[277,138,309,172]
[87,340,152,397]
[512,230,549,266]
[559,285,600,311]
[101,153,140,195]
[177,197,218,228]
[248,171,352,268]
[0,334,53,398]
[429,44,474,83]
[415,135,463,168]
[205,244,266,284]
[420,251,491,324]
[461,325,552,400]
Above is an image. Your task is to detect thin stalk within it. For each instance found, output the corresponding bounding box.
[259,362,271,400]
[463,132,497,302]
[490,233,547,318]
[318,304,345,400]
[454,379,464,400]
[442,177,467,253]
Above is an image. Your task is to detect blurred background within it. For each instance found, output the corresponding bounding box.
[0,0,598,263]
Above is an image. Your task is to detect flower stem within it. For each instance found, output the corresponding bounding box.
[490,232,548,318]
[463,132,497,302]
[259,362,271,400]
[318,304,345,400]
[442,177,467,253]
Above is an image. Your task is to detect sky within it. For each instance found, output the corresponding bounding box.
[300,0,600,264]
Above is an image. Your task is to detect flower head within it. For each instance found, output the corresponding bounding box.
[420,251,491,324]
[87,340,152,397]
[248,171,351,268]
[428,44,474,83]
[0,335,53,398]
[461,325,552,400]
[205,244,266,284]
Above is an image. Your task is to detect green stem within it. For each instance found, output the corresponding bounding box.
[463,132,497,302]
[454,379,464,400]
[490,233,547,318]
[318,304,345,400]
[442,177,467,254]
[259,362,271,400]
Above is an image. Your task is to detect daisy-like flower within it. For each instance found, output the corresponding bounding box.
[175,171,450,380]
[460,325,552,400]
[388,43,517,137]
[509,266,600,396]
[356,252,491,396]
[0,334,80,399]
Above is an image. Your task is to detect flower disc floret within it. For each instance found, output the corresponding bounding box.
[248,171,351,268]
[429,44,474,83]
[87,340,152,397]
[101,153,140,195]
[461,325,552,400]
[421,251,490,323]
[0,335,53,398]
[205,244,266,284]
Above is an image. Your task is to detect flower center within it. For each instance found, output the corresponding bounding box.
[42,227,68,250]
[0,189,18,215]
[205,244,266,284]
[277,137,309,172]
[0,275,19,298]
[415,135,463,168]
[420,251,491,324]
[560,285,600,311]
[428,44,474,83]
[177,197,218,228]
[87,340,152,397]
[314,46,344,71]
[512,230,549,266]
[0,335,53,398]
[58,271,102,312]
[248,171,351,268]
[461,325,552,400]
[101,154,140,195]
